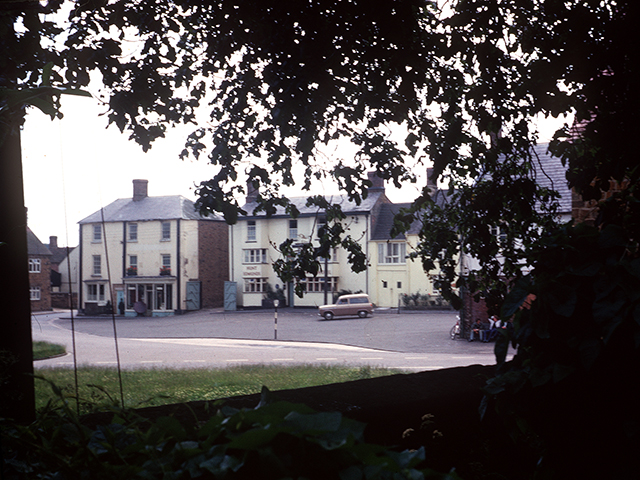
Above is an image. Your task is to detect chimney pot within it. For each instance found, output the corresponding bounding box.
[246,179,258,203]
[133,179,148,201]
[426,168,437,190]
[367,171,385,191]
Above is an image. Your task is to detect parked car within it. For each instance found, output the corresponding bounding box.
[318,294,374,320]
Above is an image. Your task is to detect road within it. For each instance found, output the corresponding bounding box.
[32,308,506,371]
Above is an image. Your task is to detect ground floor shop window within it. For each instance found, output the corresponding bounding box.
[126,283,173,311]
[87,283,106,302]
[300,276,338,293]
[244,277,267,293]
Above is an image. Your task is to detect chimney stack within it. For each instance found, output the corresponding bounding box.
[246,179,259,203]
[426,168,437,192]
[133,179,148,201]
[49,236,58,249]
[367,171,385,191]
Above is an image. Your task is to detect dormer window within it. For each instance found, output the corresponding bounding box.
[378,242,406,264]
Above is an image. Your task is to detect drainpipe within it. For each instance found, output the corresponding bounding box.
[229,222,234,282]
[78,224,83,313]
[176,218,181,314]
[122,222,126,280]
[365,213,370,294]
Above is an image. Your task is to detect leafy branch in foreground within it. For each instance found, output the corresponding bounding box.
[2,386,459,480]
[52,1,630,294]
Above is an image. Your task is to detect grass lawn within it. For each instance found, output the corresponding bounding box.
[32,341,66,360]
[35,364,401,413]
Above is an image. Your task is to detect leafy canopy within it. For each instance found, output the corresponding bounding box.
[5,1,640,472]
[4,1,638,297]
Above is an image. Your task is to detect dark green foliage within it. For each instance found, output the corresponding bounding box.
[482,222,640,477]
[4,2,640,474]
[7,1,638,293]
[2,386,459,479]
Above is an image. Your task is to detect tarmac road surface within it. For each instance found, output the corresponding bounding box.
[32,308,507,371]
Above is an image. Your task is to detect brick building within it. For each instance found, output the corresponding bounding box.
[45,236,78,309]
[27,227,52,312]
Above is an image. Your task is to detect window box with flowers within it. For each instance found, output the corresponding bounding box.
[126,266,138,276]
[160,266,171,276]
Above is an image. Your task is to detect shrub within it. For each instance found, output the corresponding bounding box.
[2,385,459,479]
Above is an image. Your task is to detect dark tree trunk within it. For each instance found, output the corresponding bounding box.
[0,112,35,423]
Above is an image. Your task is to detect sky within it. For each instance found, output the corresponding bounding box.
[21,95,219,246]
[20,94,429,246]
[20,94,567,247]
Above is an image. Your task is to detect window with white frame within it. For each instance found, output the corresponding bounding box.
[317,247,339,263]
[160,254,172,275]
[87,284,105,302]
[30,286,41,300]
[378,242,406,264]
[300,276,338,293]
[161,222,171,240]
[127,283,173,310]
[87,284,97,301]
[247,220,256,242]
[28,258,41,273]
[93,224,102,242]
[490,225,507,244]
[289,219,298,239]
[128,223,138,241]
[92,255,101,276]
[244,277,267,293]
[127,255,138,276]
[243,248,267,264]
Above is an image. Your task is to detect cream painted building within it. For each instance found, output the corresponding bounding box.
[78,180,228,316]
[230,173,439,308]
[369,203,438,308]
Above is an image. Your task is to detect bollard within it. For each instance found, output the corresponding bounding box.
[273,299,279,340]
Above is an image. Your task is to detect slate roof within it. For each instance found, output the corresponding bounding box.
[372,203,412,241]
[79,196,223,224]
[240,190,388,218]
[27,228,52,256]
[370,188,455,241]
[46,244,75,266]
[531,143,573,214]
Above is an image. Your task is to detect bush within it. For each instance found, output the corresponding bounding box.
[400,292,450,309]
[484,223,640,478]
[2,385,459,480]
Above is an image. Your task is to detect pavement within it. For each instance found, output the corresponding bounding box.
[31,307,508,371]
